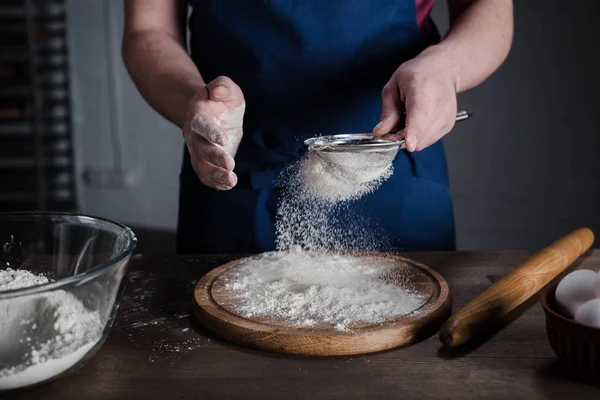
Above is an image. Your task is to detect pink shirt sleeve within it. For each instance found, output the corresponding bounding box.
[416,0,434,34]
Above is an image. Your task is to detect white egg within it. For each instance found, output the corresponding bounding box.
[575,298,600,329]
[555,269,598,318]
[594,271,600,298]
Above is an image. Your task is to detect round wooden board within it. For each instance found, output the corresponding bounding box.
[192,252,451,356]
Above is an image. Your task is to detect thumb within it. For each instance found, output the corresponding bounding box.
[207,79,231,102]
[206,76,245,107]
[373,84,402,136]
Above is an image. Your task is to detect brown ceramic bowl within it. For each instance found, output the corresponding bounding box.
[541,284,600,385]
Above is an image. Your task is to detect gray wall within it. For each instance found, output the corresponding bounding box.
[433,0,600,250]
[66,0,600,250]
[67,0,183,231]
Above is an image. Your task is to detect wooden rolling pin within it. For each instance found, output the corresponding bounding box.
[439,227,595,347]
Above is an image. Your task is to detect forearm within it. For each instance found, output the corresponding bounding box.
[421,0,513,93]
[122,29,204,128]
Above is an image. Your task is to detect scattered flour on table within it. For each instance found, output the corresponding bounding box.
[224,248,426,330]
[120,268,207,363]
[0,269,103,390]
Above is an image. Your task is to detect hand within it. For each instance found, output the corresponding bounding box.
[373,48,458,152]
[183,76,245,190]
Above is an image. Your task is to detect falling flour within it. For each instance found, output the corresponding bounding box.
[0,268,103,390]
[302,150,394,202]
[224,248,426,330]
[275,156,391,252]
[226,137,405,330]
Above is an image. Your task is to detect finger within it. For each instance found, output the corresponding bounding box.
[207,81,231,102]
[415,121,454,151]
[206,76,243,106]
[382,134,407,150]
[395,126,421,152]
[373,83,403,136]
[401,94,433,152]
[405,97,457,151]
[187,134,235,171]
[190,114,227,147]
[192,158,238,190]
[403,117,425,153]
[440,113,457,136]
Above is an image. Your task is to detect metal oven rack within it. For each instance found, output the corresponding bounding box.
[0,0,75,212]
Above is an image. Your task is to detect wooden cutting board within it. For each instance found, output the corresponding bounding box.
[192,253,451,356]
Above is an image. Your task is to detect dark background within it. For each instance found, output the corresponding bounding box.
[2,0,599,253]
[434,0,600,250]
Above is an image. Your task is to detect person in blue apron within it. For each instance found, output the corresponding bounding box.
[123,0,513,254]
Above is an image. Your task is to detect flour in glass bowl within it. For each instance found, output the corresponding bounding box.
[0,268,103,390]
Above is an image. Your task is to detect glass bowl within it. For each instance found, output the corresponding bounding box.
[0,212,136,391]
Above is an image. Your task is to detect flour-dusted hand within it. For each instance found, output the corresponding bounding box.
[373,48,458,152]
[183,76,246,190]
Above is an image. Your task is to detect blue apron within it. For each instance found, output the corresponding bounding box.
[178,0,455,253]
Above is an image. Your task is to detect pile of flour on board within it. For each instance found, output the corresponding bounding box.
[0,268,103,390]
[225,248,426,330]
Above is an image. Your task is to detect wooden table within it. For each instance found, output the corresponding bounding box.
[7,251,600,400]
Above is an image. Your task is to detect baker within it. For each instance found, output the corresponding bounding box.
[122,0,513,253]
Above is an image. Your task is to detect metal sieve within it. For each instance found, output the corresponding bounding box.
[304,109,471,163]
[305,134,402,153]
[304,134,401,168]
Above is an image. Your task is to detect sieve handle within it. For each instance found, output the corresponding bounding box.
[401,110,471,122]
[390,110,470,143]
[455,110,471,121]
